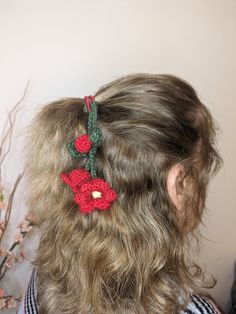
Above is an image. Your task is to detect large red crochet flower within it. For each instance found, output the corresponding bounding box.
[74,178,117,214]
[61,169,117,214]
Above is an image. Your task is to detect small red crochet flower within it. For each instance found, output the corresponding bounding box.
[74,178,117,214]
[60,169,91,193]
[74,134,92,154]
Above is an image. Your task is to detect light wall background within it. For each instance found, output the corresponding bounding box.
[0,0,235,313]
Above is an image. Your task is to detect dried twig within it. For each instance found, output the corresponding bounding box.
[0,80,30,179]
[4,173,24,233]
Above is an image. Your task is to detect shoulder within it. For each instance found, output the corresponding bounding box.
[181,294,224,314]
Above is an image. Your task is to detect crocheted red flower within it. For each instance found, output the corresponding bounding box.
[74,178,117,214]
[60,169,91,193]
[74,134,92,154]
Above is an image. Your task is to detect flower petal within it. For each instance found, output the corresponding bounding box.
[61,169,91,192]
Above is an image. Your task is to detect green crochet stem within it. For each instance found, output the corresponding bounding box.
[68,100,102,178]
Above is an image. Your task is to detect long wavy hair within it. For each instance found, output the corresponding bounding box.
[25,74,222,313]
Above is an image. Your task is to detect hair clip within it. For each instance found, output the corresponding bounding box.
[61,96,117,214]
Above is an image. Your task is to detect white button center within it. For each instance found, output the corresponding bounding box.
[92,191,102,199]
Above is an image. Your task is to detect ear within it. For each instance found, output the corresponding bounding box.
[166,163,184,211]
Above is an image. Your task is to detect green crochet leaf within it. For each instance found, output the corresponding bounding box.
[89,128,102,147]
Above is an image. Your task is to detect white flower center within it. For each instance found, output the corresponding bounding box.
[92,191,102,199]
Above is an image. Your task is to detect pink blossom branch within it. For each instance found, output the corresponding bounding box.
[0,233,26,279]
[0,215,33,278]
[0,289,21,309]
[1,295,21,301]
[0,82,32,307]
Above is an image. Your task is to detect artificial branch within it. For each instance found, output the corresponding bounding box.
[0,80,29,179]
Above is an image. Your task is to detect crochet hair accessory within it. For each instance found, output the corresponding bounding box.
[60,96,117,214]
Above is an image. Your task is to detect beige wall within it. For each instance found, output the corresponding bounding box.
[0,0,235,312]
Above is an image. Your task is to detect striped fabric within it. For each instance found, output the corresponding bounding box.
[180,294,219,314]
[17,269,219,314]
[17,268,38,314]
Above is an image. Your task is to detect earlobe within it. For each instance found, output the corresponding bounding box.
[166,164,184,211]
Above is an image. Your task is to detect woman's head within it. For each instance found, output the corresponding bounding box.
[25,74,222,313]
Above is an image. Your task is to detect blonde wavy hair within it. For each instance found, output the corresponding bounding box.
[25,74,222,313]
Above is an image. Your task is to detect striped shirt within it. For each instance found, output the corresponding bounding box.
[17,269,221,314]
